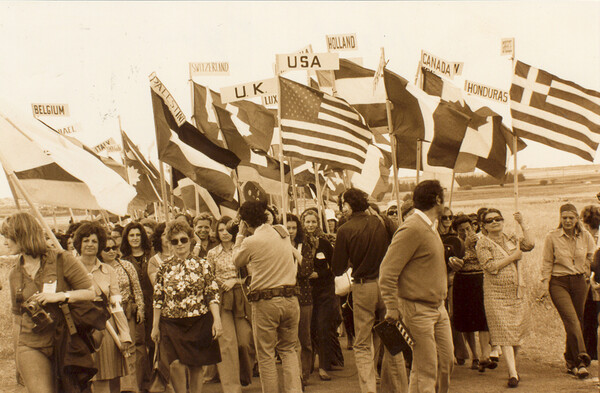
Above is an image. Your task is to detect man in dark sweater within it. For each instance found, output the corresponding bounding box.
[379,180,454,393]
[332,188,407,393]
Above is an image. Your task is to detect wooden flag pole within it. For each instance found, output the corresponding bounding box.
[159,161,170,221]
[275,64,288,225]
[381,48,403,224]
[448,170,456,209]
[313,163,326,232]
[0,154,62,250]
[510,48,519,212]
[416,140,422,184]
[289,158,299,215]
[68,208,76,223]
[3,168,22,211]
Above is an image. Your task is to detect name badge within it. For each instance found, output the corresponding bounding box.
[316,252,326,259]
[43,281,57,294]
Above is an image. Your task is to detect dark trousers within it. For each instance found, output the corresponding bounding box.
[549,274,589,368]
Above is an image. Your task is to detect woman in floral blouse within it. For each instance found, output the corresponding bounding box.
[151,220,223,393]
[207,216,254,392]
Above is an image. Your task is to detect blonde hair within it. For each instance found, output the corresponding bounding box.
[1,212,48,257]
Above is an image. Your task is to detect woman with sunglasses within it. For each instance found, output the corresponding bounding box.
[101,236,145,392]
[438,207,457,238]
[476,209,534,388]
[73,222,133,393]
[207,216,255,392]
[541,203,595,379]
[151,220,223,393]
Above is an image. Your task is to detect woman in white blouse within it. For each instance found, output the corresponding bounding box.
[207,216,254,393]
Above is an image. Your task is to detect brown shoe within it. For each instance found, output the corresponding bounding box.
[507,377,519,388]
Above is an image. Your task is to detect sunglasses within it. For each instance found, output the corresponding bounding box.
[103,246,118,252]
[387,210,398,216]
[170,237,190,246]
[484,217,504,224]
[441,215,453,220]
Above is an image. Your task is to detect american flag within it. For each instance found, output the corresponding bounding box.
[279,77,372,173]
[510,61,600,161]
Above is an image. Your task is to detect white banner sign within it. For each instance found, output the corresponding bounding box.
[501,38,515,57]
[189,62,230,76]
[220,78,277,104]
[421,50,463,80]
[276,52,339,72]
[464,80,509,104]
[149,72,186,127]
[261,94,279,107]
[31,103,70,117]
[56,124,80,135]
[326,33,358,52]
[93,137,121,154]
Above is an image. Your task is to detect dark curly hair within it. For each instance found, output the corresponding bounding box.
[413,180,444,211]
[239,200,268,228]
[120,222,152,257]
[166,220,194,241]
[151,222,167,254]
[73,221,107,258]
[581,205,600,230]
[286,213,304,245]
[339,188,369,213]
[452,214,473,232]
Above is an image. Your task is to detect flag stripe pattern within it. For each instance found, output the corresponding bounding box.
[510,60,600,161]
[280,77,371,173]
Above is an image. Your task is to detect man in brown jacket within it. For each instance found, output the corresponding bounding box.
[379,180,454,393]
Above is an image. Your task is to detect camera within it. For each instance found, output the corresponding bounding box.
[22,297,54,333]
[226,216,241,238]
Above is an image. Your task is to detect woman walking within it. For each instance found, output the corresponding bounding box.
[542,203,595,378]
[208,216,255,392]
[151,220,222,393]
[101,236,145,392]
[301,209,344,380]
[476,209,534,388]
[73,222,133,393]
[3,212,95,393]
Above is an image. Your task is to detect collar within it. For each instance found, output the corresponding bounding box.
[214,243,233,255]
[350,211,368,219]
[414,209,434,228]
[89,258,110,274]
[254,223,270,233]
[559,227,579,238]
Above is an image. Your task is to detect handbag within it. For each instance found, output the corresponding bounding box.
[148,343,170,393]
[335,267,353,296]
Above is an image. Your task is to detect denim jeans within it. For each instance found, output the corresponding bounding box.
[17,345,55,393]
[252,296,302,393]
[549,274,589,368]
[401,299,454,393]
[353,281,408,393]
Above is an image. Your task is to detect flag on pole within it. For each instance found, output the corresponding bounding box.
[193,82,275,155]
[279,76,372,173]
[423,68,526,177]
[121,130,162,204]
[510,60,600,161]
[0,103,136,215]
[332,58,388,128]
[150,86,240,201]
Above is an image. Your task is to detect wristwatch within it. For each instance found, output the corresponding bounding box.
[64,292,71,303]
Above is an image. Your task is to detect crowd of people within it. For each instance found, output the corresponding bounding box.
[1,179,599,392]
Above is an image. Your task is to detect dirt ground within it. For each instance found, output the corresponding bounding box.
[1,337,597,392]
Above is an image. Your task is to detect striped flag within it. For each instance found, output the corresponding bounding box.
[279,76,372,173]
[510,60,600,161]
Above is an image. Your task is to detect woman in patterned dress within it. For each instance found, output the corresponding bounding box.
[150,220,223,393]
[101,236,145,392]
[476,209,534,388]
[208,216,255,392]
[286,213,314,386]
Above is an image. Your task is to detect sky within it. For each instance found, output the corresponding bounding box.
[0,1,599,198]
